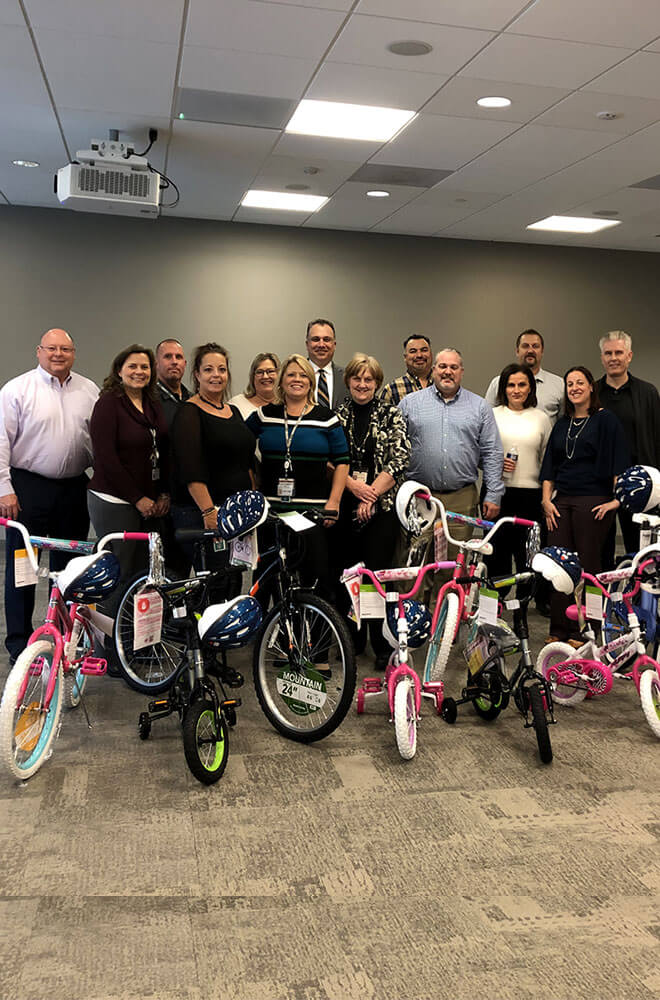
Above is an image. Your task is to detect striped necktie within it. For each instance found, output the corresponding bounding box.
[317,368,330,407]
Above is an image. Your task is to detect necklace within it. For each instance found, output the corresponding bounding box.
[565,414,590,460]
[199,394,226,412]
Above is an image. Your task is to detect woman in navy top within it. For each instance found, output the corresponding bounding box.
[540,366,630,641]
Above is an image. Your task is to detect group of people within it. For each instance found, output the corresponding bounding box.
[1,320,658,671]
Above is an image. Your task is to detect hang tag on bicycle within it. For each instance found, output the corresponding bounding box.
[14,547,38,588]
[212,537,226,553]
[433,521,448,561]
[277,510,315,532]
[344,576,361,628]
[478,588,498,626]
[640,528,652,550]
[463,634,490,677]
[230,529,258,569]
[359,583,385,619]
[133,585,163,651]
[585,584,603,622]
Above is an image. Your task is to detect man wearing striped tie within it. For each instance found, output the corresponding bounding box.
[306,318,345,409]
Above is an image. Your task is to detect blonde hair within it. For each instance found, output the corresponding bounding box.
[344,352,384,390]
[275,354,316,406]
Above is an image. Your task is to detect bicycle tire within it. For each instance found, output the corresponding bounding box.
[253,591,356,743]
[182,698,229,785]
[639,668,660,739]
[471,670,507,721]
[537,642,586,707]
[113,572,188,694]
[0,640,63,780]
[424,591,459,683]
[393,676,417,760]
[527,682,553,764]
[64,618,93,709]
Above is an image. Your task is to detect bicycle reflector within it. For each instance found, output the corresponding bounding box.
[532,546,582,595]
[58,551,121,602]
[615,465,660,514]
[382,599,432,649]
[395,481,436,535]
[197,596,263,648]
[217,490,269,540]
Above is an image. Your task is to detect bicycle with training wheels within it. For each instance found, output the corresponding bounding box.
[342,559,455,759]
[0,517,153,780]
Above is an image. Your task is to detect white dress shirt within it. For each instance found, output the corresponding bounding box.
[311,362,334,406]
[485,367,564,423]
[0,365,99,494]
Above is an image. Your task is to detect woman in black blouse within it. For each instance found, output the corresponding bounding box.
[540,366,630,642]
[171,342,256,594]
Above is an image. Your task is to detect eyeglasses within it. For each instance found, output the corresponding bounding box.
[39,346,75,354]
[255,368,278,378]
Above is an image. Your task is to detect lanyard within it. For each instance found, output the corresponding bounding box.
[346,404,373,469]
[157,381,184,403]
[282,406,308,475]
[149,428,159,469]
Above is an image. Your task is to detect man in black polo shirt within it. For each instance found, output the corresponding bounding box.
[155,339,191,428]
[598,330,660,562]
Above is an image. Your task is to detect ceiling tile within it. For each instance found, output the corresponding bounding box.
[0,154,65,205]
[257,0,353,8]
[509,0,660,49]
[0,1,24,25]
[185,0,346,59]
[355,0,528,31]
[370,113,517,170]
[536,90,660,135]
[23,0,184,43]
[308,61,449,110]
[234,206,309,225]
[273,131,382,163]
[373,186,502,234]
[583,51,660,100]
[35,30,179,116]
[180,45,315,98]
[304,187,417,229]
[570,185,660,222]
[252,154,364,195]
[423,76,569,123]
[0,25,52,107]
[463,34,631,89]
[328,14,494,76]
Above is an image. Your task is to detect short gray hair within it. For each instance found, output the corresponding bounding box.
[599,330,632,352]
[435,348,464,367]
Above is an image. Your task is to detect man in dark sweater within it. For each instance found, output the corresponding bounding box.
[598,330,660,561]
[155,339,190,429]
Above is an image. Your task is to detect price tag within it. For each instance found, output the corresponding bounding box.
[640,529,652,550]
[14,547,38,588]
[277,510,315,532]
[478,588,498,626]
[344,576,361,628]
[433,520,448,561]
[585,584,603,622]
[359,583,386,619]
[133,585,163,651]
[230,529,258,569]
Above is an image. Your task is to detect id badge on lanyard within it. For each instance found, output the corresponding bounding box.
[149,428,160,482]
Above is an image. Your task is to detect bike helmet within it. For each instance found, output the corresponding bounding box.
[395,481,436,535]
[198,596,263,649]
[382,598,432,650]
[217,490,269,540]
[58,551,121,603]
[532,546,582,595]
[614,465,660,514]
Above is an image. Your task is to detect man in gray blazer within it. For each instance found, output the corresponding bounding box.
[306,318,345,409]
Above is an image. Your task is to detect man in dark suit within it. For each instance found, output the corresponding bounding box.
[306,318,345,409]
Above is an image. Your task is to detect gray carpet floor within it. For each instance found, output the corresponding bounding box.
[1,569,658,1000]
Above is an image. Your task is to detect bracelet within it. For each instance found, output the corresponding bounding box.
[200,506,215,517]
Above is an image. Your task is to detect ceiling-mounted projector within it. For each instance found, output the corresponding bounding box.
[55,134,161,218]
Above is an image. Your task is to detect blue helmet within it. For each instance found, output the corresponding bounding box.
[615,465,660,514]
[58,551,121,603]
[217,490,269,540]
[532,546,582,595]
[198,596,263,649]
[382,598,432,650]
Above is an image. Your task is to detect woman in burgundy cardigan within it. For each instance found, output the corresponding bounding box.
[87,344,169,610]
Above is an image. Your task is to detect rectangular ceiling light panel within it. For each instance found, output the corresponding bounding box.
[527,215,622,233]
[286,99,415,142]
[241,190,328,211]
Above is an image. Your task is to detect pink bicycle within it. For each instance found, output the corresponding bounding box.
[0,517,159,780]
[342,559,455,759]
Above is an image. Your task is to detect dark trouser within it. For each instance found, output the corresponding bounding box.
[170,504,242,603]
[602,506,640,569]
[548,494,614,640]
[4,468,89,659]
[487,486,541,601]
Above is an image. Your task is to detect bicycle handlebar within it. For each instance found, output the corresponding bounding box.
[341,560,455,602]
[96,531,154,552]
[0,517,39,572]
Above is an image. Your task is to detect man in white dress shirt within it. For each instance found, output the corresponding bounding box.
[485,329,563,423]
[0,329,99,662]
[305,318,345,409]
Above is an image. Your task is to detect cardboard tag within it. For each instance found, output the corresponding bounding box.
[345,576,361,628]
[585,584,603,622]
[359,583,386,619]
[230,529,258,569]
[478,588,498,626]
[639,529,652,550]
[133,585,163,651]
[433,520,448,561]
[14,547,38,588]
[277,510,315,532]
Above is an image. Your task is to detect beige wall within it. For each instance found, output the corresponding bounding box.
[2,205,658,394]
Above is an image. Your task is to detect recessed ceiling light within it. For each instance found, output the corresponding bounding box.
[366,190,390,198]
[12,159,39,168]
[476,96,512,109]
[596,110,619,120]
[241,190,328,212]
[527,215,621,234]
[286,100,415,142]
[387,40,433,57]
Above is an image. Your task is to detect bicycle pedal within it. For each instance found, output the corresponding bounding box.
[80,657,107,676]
[148,698,170,713]
[221,698,242,709]
[362,677,383,693]
[28,657,47,676]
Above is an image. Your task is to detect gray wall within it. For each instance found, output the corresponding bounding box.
[1,205,658,394]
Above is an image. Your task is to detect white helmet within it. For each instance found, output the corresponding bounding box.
[396,480,436,535]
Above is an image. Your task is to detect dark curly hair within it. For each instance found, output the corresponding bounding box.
[101,344,157,399]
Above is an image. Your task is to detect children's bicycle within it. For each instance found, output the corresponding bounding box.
[342,560,455,759]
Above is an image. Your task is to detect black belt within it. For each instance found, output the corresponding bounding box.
[11,466,88,485]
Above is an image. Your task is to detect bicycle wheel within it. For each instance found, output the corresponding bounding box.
[471,670,507,721]
[639,669,660,739]
[537,641,586,707]
[182,697,229,785]
[526,682,553,764]
[0,640,63,780]
[393,676,417,760]
[113,572,187,694]
[424,591,459,683]
[64,618,93,709]
[253,591,356,743]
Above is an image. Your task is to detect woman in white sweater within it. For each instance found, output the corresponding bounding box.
[489,363,551,591]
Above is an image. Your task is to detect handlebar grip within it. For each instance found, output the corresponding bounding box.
[123,532,152,541]
[513,518,537,528]
[174,528,218,542]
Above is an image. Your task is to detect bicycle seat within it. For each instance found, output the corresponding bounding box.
[464,538,493,555]
[565,605,585,622]
[158,578,203,599]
